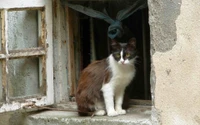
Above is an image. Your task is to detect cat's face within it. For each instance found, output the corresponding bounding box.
[111,38,137,65]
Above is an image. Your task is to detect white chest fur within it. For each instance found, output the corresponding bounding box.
[100,55,136,116]
[108,55,135,89]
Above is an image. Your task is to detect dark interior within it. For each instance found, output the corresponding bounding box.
[78,1,151,100]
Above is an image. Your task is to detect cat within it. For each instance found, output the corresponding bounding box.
[76,37,137,116]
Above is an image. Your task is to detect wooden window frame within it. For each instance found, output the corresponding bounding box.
[0,0,53,113]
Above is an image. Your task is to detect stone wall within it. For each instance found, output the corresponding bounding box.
[149,0,200,124]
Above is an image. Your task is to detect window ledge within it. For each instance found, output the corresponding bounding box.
[25,103,152,125]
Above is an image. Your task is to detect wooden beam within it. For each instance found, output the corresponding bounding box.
[8,48,46,59]
[8,7,44,11]
[0,48,46,59]
[66,7,77,97]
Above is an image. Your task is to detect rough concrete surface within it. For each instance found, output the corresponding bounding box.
[150,0,200,124]
[0,111,27,125]
[148,0,182,52]
[25,105,152,125]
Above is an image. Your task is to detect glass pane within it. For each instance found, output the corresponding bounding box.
[7,10,39,50]
[8,58,41,98]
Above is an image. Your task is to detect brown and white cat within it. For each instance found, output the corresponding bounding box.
[76,38,137,116]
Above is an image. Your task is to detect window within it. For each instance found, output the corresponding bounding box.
[0,0,53,112]
[66,1,151,102]
[0,0,150,114]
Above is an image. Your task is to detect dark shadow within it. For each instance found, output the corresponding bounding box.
[79,0,151,100]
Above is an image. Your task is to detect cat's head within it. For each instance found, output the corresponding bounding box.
[111,38,137,65]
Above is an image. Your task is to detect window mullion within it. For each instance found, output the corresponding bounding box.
[1,10,9,103]
[38,10,47,95]
[8,47,46,59]
[0,1,54,113]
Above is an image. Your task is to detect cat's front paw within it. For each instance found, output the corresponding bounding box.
[94,110,106,116]
[107,110,118,117]
[116,109,126,115]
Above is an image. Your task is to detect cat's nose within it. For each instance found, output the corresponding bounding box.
[121,61,125,64]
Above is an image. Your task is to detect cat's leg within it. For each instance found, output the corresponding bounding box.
[94,100,106,116]
[101,84,118,116]
[115,89,126,115]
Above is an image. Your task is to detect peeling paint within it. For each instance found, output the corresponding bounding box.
[0,96,47,113]
[150,0,200,124]
[0,0,54,113]
[148,0,182,52]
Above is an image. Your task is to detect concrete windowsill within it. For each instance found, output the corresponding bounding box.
[25,103,152,125]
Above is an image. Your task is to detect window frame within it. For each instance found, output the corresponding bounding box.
[0,0,54,113]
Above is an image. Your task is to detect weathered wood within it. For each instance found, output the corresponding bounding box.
[66,7,77,97]
[8,48,46,59]
[0,0,45,9]
[44,0,54,105]
[73,9,81,94]
[90,18,96,62]
[39,11,46,48]
[8,94,43,102]
[40,55,47,95]
[0,48,46,59]
[1,10,8,103]
[0,0,54,113]
[39,10,47,95]
[8,7,44,11]
[129,99,152,106]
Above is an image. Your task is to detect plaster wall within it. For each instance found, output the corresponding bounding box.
[149,0,200,124]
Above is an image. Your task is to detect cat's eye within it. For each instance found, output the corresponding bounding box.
[126,53,131,57]
[115,54,121,58]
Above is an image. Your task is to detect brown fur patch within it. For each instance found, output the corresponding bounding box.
[103,68,112,84]
[76,59,109,116]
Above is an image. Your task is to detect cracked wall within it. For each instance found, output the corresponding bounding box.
[149,0,200,124]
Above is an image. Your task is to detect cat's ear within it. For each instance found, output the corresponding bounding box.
[128,37,136,48]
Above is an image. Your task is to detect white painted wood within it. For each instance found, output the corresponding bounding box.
[0,0,45,9]
[1,9,9,103]
[0,96,48,113]
[44,0,54,105]
[0,0,54,112]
